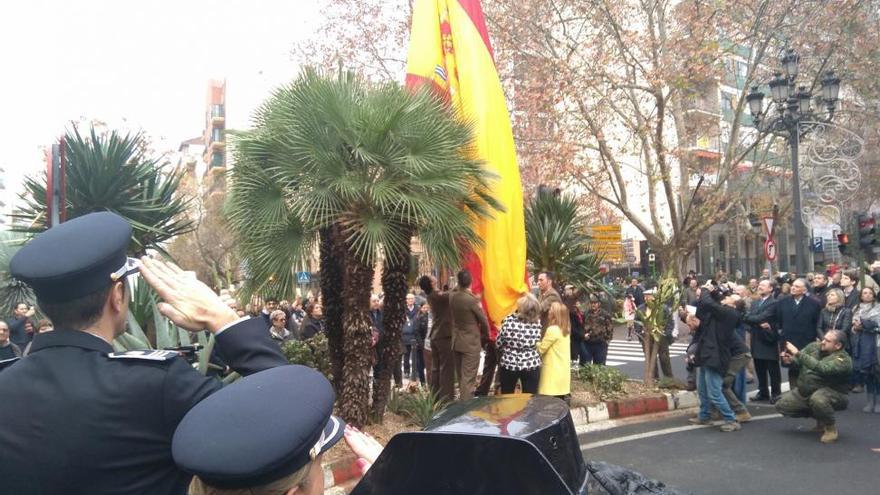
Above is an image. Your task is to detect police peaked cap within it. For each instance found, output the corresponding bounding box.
[172,365,345,489]
[10,212,138,303]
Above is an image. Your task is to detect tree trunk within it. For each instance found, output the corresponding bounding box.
[338,247,376,428]
[643,332,658,388]
[371,245,410,421]
[320,226,346,392]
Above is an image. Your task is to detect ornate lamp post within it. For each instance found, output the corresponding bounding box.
[746,49,841,274]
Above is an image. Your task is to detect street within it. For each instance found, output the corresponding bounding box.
[579,396,880,494]
[580,325,880,494]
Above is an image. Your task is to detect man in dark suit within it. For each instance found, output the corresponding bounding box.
[743,279,782,402]
[0,212,287,495]
[776,278,822,388]
[450,270,489,401]
[420,275,455,403]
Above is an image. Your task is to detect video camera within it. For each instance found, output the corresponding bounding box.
[706,279,734,301]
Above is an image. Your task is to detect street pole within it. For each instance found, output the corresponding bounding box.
[789,133,807,275]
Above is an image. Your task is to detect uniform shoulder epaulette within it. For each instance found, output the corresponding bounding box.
[108,350,180,362]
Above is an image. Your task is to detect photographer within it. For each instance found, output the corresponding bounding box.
[775,330,852,443]
[689,281,745,432]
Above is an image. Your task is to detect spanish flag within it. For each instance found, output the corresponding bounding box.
[405,0,528,329]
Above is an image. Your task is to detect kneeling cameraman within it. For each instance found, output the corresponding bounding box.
[775,329,852,444]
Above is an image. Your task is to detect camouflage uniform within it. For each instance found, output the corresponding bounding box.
[775,342,852,425]
[584,309,614,343]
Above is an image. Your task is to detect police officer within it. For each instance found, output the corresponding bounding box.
[0,212,287,494]
[173,365,346,495]
[775,329,852,443]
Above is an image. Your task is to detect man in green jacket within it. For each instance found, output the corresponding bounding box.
[775,329,852,443]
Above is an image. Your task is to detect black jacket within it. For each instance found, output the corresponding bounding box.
[816,306,852,339]
[777,295,822,350]
[742,295,779,361]
[695,291,741,373]
[0,318,286,495]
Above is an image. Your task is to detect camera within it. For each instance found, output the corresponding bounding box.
[706,280,733,301]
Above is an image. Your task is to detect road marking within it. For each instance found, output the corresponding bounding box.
[580,413,783,450]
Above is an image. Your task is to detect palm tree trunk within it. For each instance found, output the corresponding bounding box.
[320,226,346,391]
[338,241,376,427]
[371,245,410,421]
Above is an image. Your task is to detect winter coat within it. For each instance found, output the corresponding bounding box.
[852,302,880,373]
[742,295,779,361]
[776,295,822,351]
[400,305,419,345]
[537,325,570,396]
[816,306,852,340]
[695,291,741,373]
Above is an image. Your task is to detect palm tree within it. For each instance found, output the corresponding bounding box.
[525,188,604,292]
[14,125,193,256]
[0,232,35,314]
[227,69,499,426]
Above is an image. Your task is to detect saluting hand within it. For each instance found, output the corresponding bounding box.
[139,257,238,333]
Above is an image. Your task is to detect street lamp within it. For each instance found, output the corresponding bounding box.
[746,49,841,274]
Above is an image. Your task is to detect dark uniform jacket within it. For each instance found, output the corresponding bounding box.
[792,341,852,396]
[450,289,489,353]
[777,295,822,350]
[742,295,779,361]
[0,317,286,495]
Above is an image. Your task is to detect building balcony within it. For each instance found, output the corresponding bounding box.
[211,104,225,125]
[683,96,721,118]
[211,140,225,151]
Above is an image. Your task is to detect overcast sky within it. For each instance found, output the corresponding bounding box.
[0,0,321,191]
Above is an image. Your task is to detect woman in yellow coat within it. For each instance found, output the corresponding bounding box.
[537,302,571,399]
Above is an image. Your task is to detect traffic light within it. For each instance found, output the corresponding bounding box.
[858,214,877,248]
[837,233,850,255]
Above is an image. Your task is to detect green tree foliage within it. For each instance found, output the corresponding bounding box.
[14,124,193,256]
[525,188,603,291]
[227,68,499,426]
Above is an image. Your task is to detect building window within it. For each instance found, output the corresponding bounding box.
[212,128,224,143]
[721,93,735,121]
[211,152,225,168]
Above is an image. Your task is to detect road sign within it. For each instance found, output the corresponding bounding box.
[648,253,656,263]
[764,239,777,262]
[586,224,624,263]
[296,271,311,284]
[762,217,775,239]
[812,237,824,253]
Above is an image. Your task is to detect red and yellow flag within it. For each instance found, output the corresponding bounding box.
[405,0,527,329]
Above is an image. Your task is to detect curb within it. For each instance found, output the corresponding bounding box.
[323,390,700,493]
[568,390,699,428]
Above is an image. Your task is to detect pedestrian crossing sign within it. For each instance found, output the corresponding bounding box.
[296,271,311,284]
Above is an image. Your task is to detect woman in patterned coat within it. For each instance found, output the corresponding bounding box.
[496,293,543,394]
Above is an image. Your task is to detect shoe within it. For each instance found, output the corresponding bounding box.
[735,410,753,423]
[851,384,865,393]
[753,393,770,402]
[688,416,711,425]
[863,394,876,413]
[720,421,741,432]
[820,425,838,443]
[770,395,781,404]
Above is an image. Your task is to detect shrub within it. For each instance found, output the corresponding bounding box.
[577,364,627,399]
[387,387,447,427]
[281,333,333,382]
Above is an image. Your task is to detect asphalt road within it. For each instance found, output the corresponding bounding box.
[579,395,880,494]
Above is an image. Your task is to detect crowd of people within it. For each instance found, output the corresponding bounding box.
[676,262,880,442]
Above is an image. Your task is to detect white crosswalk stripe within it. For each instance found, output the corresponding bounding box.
[602,339,688,367]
